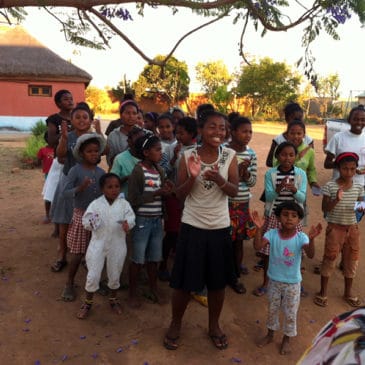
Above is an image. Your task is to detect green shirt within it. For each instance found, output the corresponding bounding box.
[111,149,140,198]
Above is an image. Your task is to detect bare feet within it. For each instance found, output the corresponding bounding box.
[164,321,181,350]
[150,289,168,305]
[257,330,274,348]
[280,335,291,355]
[109,298,123,315]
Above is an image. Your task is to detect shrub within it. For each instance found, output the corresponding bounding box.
[22,134,46,161]
[31,120,47,137]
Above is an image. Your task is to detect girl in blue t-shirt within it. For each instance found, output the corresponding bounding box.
[251,202,322,355]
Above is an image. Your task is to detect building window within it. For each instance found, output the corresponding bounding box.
[28,85,52,97]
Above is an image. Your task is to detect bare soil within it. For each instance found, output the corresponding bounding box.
[0,125,363,365]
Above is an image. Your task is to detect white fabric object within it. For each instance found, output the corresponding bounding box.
[82,195,135,292]
[42,158,63,202]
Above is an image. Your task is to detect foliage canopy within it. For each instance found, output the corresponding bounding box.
[1,1,365,84]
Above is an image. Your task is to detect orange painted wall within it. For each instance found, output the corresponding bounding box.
[0,80,86,116]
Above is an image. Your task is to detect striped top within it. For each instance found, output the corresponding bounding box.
[264,166,307,216]
[322,180,364,225]
[136,165,162,217]
[272,167,296,209]
[229,147,257,202]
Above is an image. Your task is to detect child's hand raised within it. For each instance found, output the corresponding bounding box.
[173,143,182,158]
[93,118,102,134]
[238,159,250,178]
[308,223,322,240]
[78,177,93,192]
[187,154,201,177]
[250,210,265,228]
[60,120,68,139]
[336,188,344,201]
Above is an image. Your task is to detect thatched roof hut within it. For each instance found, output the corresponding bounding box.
[0,26,92,84]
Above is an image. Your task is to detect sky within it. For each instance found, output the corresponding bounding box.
[22,4,365,99]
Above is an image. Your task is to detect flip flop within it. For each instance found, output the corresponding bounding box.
[163,335,179,350]
[313,293,328,307]
[51,260,67,272]
[77,302,92,319]
[344,296,362,307]
[209,333,228,350]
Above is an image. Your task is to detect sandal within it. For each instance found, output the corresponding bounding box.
[344,296,362,307]
[252,287,267,297]
[61,285,76,302]
[163,335,179,350]
[191,294,208,307]
[51,260,67,272]
[109,298,123,314]
[209,333,228,350]
[313,293,328,307]
[77,302,92,319]
[230,281,246,294]
[253,259,264,272]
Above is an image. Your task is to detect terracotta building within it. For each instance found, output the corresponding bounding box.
[0,26,92,130]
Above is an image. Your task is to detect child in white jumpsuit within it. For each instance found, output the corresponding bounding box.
[77,173,135,319]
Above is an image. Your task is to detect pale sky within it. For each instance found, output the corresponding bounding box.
[22,5,365,98]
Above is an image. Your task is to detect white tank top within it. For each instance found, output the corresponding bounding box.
[182,146,235,229]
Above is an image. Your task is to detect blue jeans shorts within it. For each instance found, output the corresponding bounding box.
[131,216,163,264]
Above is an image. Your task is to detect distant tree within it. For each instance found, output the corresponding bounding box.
[235,57,301,117]
[85,85,117,114]
[196,60,232,96]
[133,55,190,106]
[195,60,233,112]
[316,73,341,117]
[1,2,364,83]
[110,75,135,103]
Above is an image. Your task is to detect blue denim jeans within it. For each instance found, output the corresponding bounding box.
[131,216,163,264]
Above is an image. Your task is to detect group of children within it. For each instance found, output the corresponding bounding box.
[37,90,365,355]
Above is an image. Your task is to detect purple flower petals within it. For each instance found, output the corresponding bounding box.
[79,335,86,340]
[231,357,242,363]
[116,347,123,353]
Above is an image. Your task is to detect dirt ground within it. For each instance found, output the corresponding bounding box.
[0,125,364,365]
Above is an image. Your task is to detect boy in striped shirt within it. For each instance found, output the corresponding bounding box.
[314,152,364,308]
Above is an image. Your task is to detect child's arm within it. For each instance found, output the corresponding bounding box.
[322,188,343,213]
[128,165,173,210]
[55,121,68,160]
[324,152,336,169]
[122,201,136,232]
[306,149,319,187]
[265,140,278,167]
[303,223,323,259]
[82,201,101,231]
[245,153,257,187]
[251,210,267,251]
[204,155,239,197]
[284,168,307,203]
[176,154,200,200]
